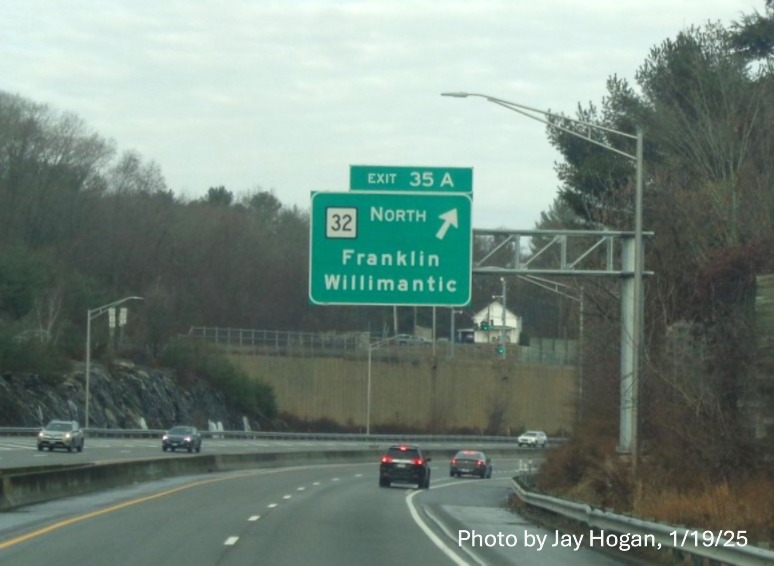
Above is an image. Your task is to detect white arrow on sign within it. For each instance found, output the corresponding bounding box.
[436,209,459,240]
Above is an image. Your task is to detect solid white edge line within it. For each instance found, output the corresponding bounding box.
[224,536,239,546]
[424,505,488,566]
[406,489,468,566]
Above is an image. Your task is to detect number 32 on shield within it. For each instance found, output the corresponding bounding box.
[326,207,357,239]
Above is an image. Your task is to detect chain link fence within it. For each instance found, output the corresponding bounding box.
[184,327,577,365]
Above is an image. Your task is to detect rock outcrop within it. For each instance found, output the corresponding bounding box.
[0,359,257,430]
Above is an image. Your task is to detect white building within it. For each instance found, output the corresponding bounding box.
[472,300,522,345]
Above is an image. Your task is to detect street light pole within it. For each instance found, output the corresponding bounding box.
[442,91,644,459]
[499,277,507,359]
[85,296,143,430]
[367,342,372,435]
[449,308,463,358]
[365,336,397,435]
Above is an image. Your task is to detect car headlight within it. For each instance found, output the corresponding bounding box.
[162,435,168,441]
[65,432,71,439]
[38,431,44,438]
[184,436,191,442]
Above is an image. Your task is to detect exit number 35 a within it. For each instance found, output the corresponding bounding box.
[326,207,357,239]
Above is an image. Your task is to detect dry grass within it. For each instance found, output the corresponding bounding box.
[538,440,773,547]
[633,475,773,545]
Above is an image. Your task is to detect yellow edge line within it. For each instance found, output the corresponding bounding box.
[0,460,374,550]
[0,471,255,550]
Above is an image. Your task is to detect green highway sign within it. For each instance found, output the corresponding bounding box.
[309,191,472,306]
[350,165,472,193]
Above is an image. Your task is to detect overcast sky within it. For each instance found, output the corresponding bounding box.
[2,0,760,229]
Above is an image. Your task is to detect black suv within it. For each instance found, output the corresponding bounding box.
[378,444,431,489]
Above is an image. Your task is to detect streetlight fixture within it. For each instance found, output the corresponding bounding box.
[85,296,143,430]
[442,91,644,458]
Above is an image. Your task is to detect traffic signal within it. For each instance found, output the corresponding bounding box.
[495,344,506,357]
[480,321,491,331]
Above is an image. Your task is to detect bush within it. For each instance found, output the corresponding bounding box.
[633,474,773,545]
[161,339,277,419]
[0,327,68,383]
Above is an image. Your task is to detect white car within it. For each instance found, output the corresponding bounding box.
[517,430,547,448]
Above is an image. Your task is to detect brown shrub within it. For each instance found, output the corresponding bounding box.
[633,474,773,545]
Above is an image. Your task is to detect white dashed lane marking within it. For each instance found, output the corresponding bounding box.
[224,537,239,546]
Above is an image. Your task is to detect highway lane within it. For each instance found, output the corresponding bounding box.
[414,477,627,565]
[0,435,537,470]
[0,434,374,469]
[0,457,631,565]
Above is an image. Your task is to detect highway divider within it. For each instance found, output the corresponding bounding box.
[0,446,522,511]
[0,449,374,511]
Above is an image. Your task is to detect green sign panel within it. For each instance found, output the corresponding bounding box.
[309,191,472,306]
[350,165,472,193]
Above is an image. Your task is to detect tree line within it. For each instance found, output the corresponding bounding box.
[528,1,773,529]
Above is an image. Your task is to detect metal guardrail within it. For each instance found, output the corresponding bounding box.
[0,427,527,444]
[510,478,774,565]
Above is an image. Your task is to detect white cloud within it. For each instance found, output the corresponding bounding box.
[0,0,760,228]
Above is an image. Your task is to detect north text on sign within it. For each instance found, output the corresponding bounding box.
[370,207,427,222]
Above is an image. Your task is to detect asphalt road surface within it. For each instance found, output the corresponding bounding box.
[0,456,631,565]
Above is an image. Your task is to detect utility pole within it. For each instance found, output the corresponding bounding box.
[492,277,507,359]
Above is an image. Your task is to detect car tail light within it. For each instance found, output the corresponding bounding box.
[412,457,424,466]
[381,456,393,463]
[477,460,483,466]
[450,458,456,464]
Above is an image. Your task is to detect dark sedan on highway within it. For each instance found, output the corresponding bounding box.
[449,450,492,478]
[162,425,202,453]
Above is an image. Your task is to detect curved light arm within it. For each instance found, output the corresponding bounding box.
[88,296,144,320]
[441,92,638,161]
[85,296,143,429]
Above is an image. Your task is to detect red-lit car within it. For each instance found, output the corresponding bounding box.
[449,450,492,479]
[378,444,432,489]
